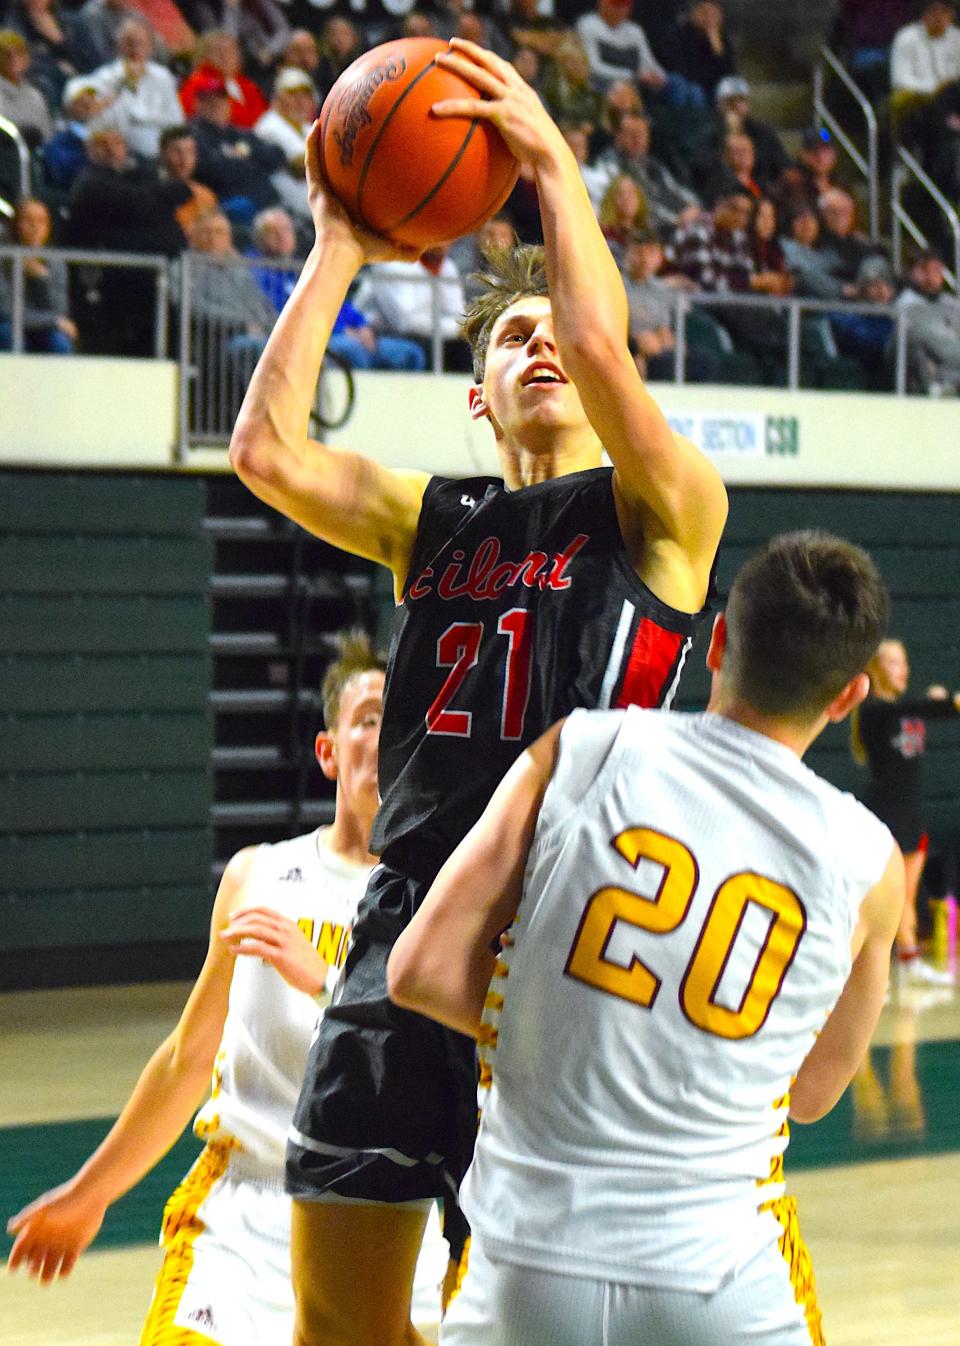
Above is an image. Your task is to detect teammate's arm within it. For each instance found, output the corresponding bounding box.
[434,40,728,613]
[388,720,563,1038]
[6,851,253,1283]
[789,844,905,1124]
[228,122,430,593]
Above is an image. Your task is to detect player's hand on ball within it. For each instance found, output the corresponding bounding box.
[7,1183,108,1282]
[433,39,566,171]
[305,121,421,265]
[222,905,330,997]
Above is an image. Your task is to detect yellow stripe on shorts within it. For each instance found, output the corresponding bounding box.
[138,1141,236,1346]
[769,1194,825,1346]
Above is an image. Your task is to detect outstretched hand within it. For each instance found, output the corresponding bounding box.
[304,120,422,265]
[221,906,330,997]
[7,1182,107,1284]
[432,39,567,171]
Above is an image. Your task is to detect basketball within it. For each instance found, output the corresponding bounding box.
[318,38,520,250]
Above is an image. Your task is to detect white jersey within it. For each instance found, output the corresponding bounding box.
[463,708,894,1293]
[193,829,369,1168]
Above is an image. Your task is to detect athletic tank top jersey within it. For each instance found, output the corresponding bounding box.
[193,831,370,1168]
[371,468,710,882]
[463,708,894,1293]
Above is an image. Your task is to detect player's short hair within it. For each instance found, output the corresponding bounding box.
[321,628,386,729]
[461,244,550,383]
[723,531,889,722]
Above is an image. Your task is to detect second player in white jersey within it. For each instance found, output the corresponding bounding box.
[462,706,892,1291]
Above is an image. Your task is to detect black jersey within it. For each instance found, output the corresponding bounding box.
[370,467,711,883]
[859,694,959,848]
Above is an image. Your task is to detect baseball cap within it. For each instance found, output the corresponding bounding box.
[715,75,750,102]
[856,255,893,287]
[801,126,832,150]
[275,66,316,95]
[193,72,229,98]
[62,75,101,106]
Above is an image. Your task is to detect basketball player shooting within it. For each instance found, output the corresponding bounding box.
[229,38,728,1346]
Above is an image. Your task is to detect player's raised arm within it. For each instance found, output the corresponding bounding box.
[5,852,255,1283]
[387,720,563,1038]
[228,122,430,591]
[789,843,905,1124]
[434,40,727,612]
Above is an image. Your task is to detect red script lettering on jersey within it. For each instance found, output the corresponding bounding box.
[408,532,589,602]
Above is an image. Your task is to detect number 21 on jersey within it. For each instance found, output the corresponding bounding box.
[565,826,807,1040]
[426,611,533,740]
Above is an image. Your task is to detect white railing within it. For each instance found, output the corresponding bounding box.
[812,46,880,241]
[0,116,30,220]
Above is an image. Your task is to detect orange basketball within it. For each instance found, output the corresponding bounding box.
[319,38,520,250]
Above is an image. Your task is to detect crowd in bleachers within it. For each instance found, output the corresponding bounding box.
[0,0,958,394]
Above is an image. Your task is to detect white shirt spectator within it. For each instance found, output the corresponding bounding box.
[92,58,184,157]
[0,73,53,141]
[254,107,309,165]
[354,257,466,342]
[891,19,960,94]
[575,11,665,91]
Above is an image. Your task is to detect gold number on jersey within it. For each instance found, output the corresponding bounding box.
[681,873,806,1039]
[565,828,697,1008]
[565,828,805,1040]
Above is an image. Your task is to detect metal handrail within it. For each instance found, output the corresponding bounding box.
[891,145,960,290]
[0,244,171,356]
[813,46,880,240]
[0,115,30,219]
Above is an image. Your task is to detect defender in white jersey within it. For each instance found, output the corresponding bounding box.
[7,634,447,1343]
[389,533,905,1346]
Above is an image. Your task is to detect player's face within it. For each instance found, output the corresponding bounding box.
[875,641,909,696]
[330,670,384,813]
[476,296,588,439]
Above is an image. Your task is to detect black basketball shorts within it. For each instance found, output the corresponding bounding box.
[286,864,476,1255]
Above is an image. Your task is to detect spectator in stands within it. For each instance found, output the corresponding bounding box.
[598,172,648,260]
[927,77,960,194]
[316,15,362,94]
[896,247,960,392]
[254,65,314,171]
[541,35,604,134]
[0,196,76,352]
[775,126,840,215]
[40,72,105,189]
[66,125,188,353]
[748,197,791,293]
[158,122,216,236]
[832,0,913,100]
[562,124,612,210]
[890,0,960,141]
[67,124,188,252]
[507,0,568,61]
[189,74,283,221]
[620,226,721,382]
[707,129,766,202]
[0,27,52,143]
[667,188,754,293]
[591,77,645,153]
[188,206,277,356]
[278,28,321,89]
[328,297,428,372]
[818,186,884,284]
[576,0,705,107]
[832,254,897,389]
[447,213,516,300]
[692,74,789,197]
[667,1,736,99]
[180,30,267,129]
[456,10,512,62]
[592,109,701,234]
[179,0,290,78]
[68,0,130,74]
[353,247,471,372]
[7,0,75,108]
[511,43,543,93]
[780,204,850,298]
[91,16,183,158]
[245,203,298,310]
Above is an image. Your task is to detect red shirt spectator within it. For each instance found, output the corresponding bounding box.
[180,30,266,128]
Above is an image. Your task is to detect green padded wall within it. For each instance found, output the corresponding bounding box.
[0,471,213,964]
[677,488,960,847]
